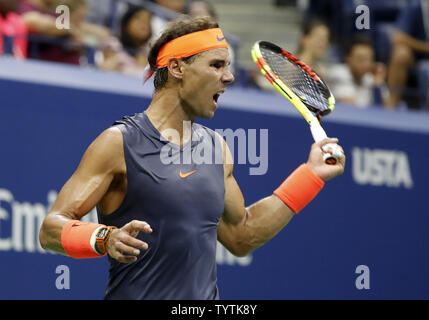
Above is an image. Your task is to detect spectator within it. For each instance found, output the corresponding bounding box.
[19,0,111,65]
[97,6,152,77]
[296,18,330,77]
[120,6,151,65]
[326,36,387,108]
[150,0,185,42]
[300,0,345,46]
[19,0,66,36]
[0,0,28,58]
[386,0,429,109]
[251,18,331,93]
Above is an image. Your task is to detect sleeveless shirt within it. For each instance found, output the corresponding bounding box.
[97,111,225,300]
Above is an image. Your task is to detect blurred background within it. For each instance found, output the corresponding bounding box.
[1,0,429,299]
[2,0,429,110]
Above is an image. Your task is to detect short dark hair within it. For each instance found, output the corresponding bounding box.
[345,35,374,56]
[147,15,219,91]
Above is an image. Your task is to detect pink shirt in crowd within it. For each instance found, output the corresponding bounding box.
[0,12,28,58]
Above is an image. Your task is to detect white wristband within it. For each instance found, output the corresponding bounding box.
[90,226,105,255]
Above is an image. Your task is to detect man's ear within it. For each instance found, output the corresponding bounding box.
[167,57,184,80]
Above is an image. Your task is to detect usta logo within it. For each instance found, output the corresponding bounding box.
[351,147,413,189]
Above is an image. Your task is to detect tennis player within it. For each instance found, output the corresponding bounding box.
[39,16,345,299]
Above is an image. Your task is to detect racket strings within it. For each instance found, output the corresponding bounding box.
[261,48,329,114]
[316,80,331,100]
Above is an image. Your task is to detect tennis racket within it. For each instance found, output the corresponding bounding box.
[251,40,343,165]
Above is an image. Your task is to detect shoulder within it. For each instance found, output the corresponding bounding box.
[113,112,144,128]
[98,126,123,145]
[87,126,124,159]
[112,112,145,138]
[193,123,218,138]
[212,130,233,177]
[80,127,125,174]
[193,123,227,152]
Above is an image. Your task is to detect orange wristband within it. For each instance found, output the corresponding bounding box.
[273,163,325,214]
[61,220,106,259]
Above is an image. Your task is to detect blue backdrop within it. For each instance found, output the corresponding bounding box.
[0,57,428,299]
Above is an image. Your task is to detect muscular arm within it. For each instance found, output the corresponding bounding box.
[39,127,125,255]
[217,141,295,257]
[217,137,345,257]
[218,173,295,257]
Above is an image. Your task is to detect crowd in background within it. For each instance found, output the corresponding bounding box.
[0,0,217,76]
[0,0,428,111]
[295,0,429,111]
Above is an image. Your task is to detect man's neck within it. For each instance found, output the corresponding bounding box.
[146,88,194,146]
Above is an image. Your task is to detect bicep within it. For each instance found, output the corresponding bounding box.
[40,127,125,253]
[49,127,125,220]
[216,136,248,250]
[50,161,115,221]
[217,172,247,249]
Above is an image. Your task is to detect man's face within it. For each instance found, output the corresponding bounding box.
[178,48,234,119]
[346,45,374,80]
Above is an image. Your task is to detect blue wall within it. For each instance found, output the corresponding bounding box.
[0,58,428,299]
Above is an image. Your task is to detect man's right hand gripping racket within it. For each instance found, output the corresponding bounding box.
[251,41,343,164]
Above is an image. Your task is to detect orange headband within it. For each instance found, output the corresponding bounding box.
[155,28,228,67]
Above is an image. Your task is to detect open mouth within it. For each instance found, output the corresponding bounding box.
[213,93,220,103]
[213,90,225,105]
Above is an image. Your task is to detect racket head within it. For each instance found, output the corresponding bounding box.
[251,41,335,121]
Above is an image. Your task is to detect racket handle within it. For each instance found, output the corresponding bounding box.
[322,143,343,165]
[323,153,337,165]
[310,121,328,141]
[310,122,342,165]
